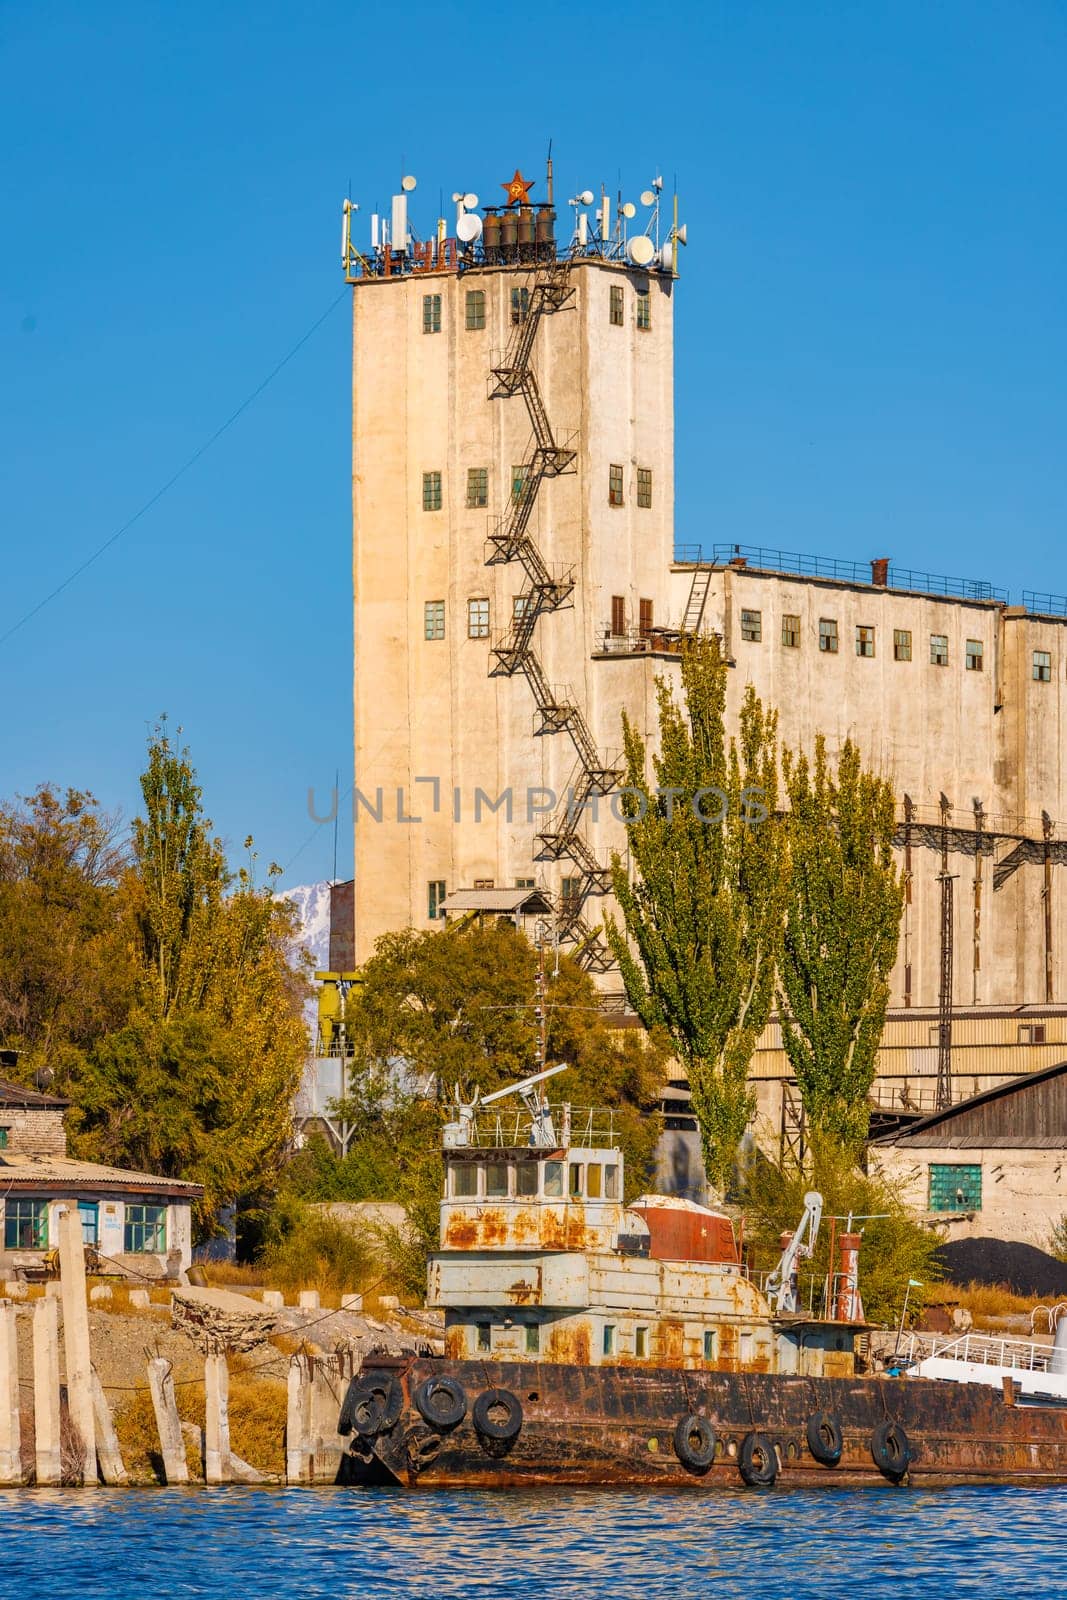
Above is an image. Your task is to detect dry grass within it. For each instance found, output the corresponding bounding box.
[196,1261,265,1290]
[111,1351,289,1483]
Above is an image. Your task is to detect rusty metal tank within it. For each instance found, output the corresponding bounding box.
[628,1196,739,1265]
[482,209,501,260]
[535,204,556,259]
[516,206,535,254]
[499,208,518,255]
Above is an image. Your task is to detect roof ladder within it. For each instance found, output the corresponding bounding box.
[681,567,712,634]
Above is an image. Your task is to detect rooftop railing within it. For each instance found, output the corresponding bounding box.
[460,1103,619,1151]
[675,543,1009,604]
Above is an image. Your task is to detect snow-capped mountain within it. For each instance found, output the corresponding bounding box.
[281,880,333,973]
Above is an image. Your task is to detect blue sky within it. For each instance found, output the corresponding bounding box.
[2,1,1064,887]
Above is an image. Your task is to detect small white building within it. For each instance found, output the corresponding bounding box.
[0,1078,202,1277]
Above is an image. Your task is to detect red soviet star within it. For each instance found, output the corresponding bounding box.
[502,168,534,206]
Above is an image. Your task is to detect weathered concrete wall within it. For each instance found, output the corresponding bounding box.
[870,1141,1067,1250]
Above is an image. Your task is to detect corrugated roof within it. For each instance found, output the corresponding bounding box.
[0,1152,203,1197]
[0,1077,70,1109]
[441,888,554,913]
[871,1058,1067,1147]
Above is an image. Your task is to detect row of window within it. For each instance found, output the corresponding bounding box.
[743,610,1059,679]
[422,465,653,512]
[425,597,490,639]
[448,1157,621,1201]
[610,596,655,637]
[3,1199,167,1252]
[421,285,653,335]
[469,1321,718,1360]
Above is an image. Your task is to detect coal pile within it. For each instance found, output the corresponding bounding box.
[937,1236,1067,1298]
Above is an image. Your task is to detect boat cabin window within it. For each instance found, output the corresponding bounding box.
[739,1332,753,1363]
[569,1162,583,1197]
[703,1330,715,1360]
[486,1163,510,1199]
[586,1163,603,1199]
[525,1323,540,1354]
[635,1327,648,1358]
[452,1163,478,1198]
[476,1323,491,1352]
[603,1324,616,1356]
[605,1164,619,1200]
[544,1161,564,1198]
[516,1162,538,1198]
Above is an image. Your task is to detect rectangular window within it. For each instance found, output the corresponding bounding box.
[465,288,486,330]
[636,289,651,331]
[894,629,912,662]
[819,618,839,654]
[510,286,529,325]
[639,598,653,638]
[703,1330,715,1360]
[928,1163,982,1213]
[428,879,446,920]
[543,1160,564,1198]
[1019,1022,1047,1045]
[781,613,800,648]
[635,1327,649,1358]
[516,1162,539,1197]
[514,876,535,889]
[78,1202,99,1247]
[452,1162,478,1198]
[609,284,624,325]
[513,595,531,621]
[485,1163,509,1199]
[0,1128,7,1149]
[966,639,984,671]
[856,625,875,658]
[476,1323,491,1352]
[604,1164,619,1200]
[525,1323,540,1354]
[608,464,624,507]
[603,1324,616,1356]
[610,595,625,636]
[4,1198,47,1250]
[636,468,652,508]
[740,608,762,643]
[424,600,445,640]
[561,876,581,903]
[569,1162,583,1197]
[739,1333,754,1363]
[124,1203,166,1254]
[586,1163,603,1199]
[466,467,488,508]
[422,293,441,333]
[473,877,495,889]
[467,598,490,639]
[422,471,442,511]
[930,633,949,666]
[1034,650,1052,682]
[511,463,527,504]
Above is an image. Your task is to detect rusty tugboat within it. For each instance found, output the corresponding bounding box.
[339,1065,1067,1488]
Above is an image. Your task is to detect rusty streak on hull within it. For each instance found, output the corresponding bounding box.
[343,1358,1067,1490]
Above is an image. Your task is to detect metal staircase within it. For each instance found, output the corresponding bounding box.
[485,255,622,971]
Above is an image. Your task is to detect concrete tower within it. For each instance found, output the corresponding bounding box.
[347,169,683,968]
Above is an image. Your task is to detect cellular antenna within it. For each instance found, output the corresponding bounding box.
[546,138,554,204]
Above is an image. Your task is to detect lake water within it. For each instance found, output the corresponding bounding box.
[2,1485,1063,1598]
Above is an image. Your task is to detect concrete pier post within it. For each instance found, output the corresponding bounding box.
[285,1354,313,1484]
[32,1294,62,1486]
[90,1369,128,1485]
[0,1300,22,1485]
[204,1353,232,1485]
[147,1358,189,1484]
[57,1205,97,1483]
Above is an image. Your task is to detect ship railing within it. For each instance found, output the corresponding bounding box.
[902,1330,1052,1373]
[465,1102,618,1151]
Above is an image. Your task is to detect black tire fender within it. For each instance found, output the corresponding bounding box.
[806,1410,844,1467]
[414,1374,468,1431]
[738,1431,779,1487]
[339,1374,403,1438]
[673,1414,717,1472]
[871,1419,911,1479]
[472,1388,523,1443]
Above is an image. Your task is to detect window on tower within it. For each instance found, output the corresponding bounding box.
[636,289,652,331]
[819,618,839,654]
[637,468,652,508]
[467,598,490,638]
[422,472,442,511]
[782,613,800,648]
[424,600,445,640]
[428,880,447,921]
[609,285,624,326]
[511,464,528,504]
[856,625,875,658]
[966,639,984,671]
[511,287,530,325]
[422,293,442,334]
[930,634,949,667]
[740,609,762,643]
[466,467,488,508]
[894,629,912,661]
[465,289,486,330]
[639,598,653,637]
[610,595,625,636]
[1034,650,1052,682]
[608,464,624,506]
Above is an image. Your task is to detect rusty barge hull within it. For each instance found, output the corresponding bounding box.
[343,1358,1067,1489]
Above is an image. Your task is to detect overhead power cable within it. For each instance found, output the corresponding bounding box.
[0,287,349,650]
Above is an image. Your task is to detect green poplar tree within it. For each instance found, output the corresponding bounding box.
[606,636,788,1194]
[779,736,904,1152]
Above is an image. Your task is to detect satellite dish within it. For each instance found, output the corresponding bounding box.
[579,188,594,205]
[456,211,482,243]
[451,191,464,204]
[675,223,688,246]
[401,174,417,193]
[661,241,674,272]
[464,192,479,209]
[640,189,656,207]
[621,201,636,219]
[627,234,655,266]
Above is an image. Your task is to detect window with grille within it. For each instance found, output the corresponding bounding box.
[636,290,651,331]
[966,639,984,671]
[637,467,652,508]
[124,1203,166,1254]
[4,1198,47,1250]
[467,598,490,638]
[610,595,625,636]
[561,876,581,902]
[422,293,441,333]
[741,609,762,643]
[465,288,485,330]
[428,880,446,920]
[819,618,839,654]
[424,600,444,640]
[609,285,624,325]
[639,598,653,637]
[607,464,625,506]
[930,634,949,666]
[894,629,912,662]
[781,613,800,648]
[511,464,527,504]
[856,625,875,658]
[928,1163,982,1213]
[1034,650,1052,682]
[466,467,488,508]
[511,286,530,325]
[422,471,442,511]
